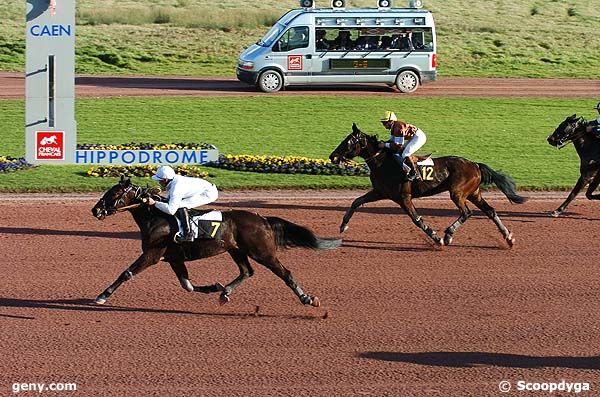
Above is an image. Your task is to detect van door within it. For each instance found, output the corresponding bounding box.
[270,26,312,85]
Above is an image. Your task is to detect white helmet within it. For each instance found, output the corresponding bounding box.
[152,165,176,181]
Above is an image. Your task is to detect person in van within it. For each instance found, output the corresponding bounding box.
[378,111,427,181]
[331,30,355,51]
[315,29,331,51]
[383,32,414,51]
[354,35,379,50]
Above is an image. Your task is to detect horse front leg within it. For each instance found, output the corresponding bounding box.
[168,261,224,294]
[340,189,382,233]
[584,171,600,200]
[552,176,587,217]
[95,249,163,305]
[396,195,443,246]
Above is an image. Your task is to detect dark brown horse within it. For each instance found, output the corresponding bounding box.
[329,124,527,247]
[547,114,600,217]
[91,176,341,307]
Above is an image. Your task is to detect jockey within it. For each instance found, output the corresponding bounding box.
[147,165,219,243]
[587,102,600,138]
[378,111,427,181]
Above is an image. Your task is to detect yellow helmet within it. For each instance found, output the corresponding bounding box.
[381,111,397,122]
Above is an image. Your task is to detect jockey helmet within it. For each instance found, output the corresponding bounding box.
[381,111,397,122]
[152,165,176,181]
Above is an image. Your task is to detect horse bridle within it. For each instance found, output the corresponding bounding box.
[102,184,143,215]
[555,118,584,148]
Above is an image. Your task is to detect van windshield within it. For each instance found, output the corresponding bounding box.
[257,23,286,47]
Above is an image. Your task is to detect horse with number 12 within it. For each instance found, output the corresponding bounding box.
[91,176,341,307]
[329,123,528,247]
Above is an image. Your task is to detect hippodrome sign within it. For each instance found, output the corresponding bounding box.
[25,0,218,165]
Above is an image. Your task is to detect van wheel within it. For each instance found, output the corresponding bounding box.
[395,70,419,93]
[257,70,283,93]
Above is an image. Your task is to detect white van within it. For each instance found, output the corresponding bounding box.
[237,2,436,93]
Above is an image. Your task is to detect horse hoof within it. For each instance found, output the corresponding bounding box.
[310,296,321,308]
[219,293,230,305]
[340,225,348,234]
[443,234,453,246]
[550,210,561,218]
[506,233,515,248]
[94,296,106,305]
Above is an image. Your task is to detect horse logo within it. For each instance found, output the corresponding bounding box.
[36,131,64,160]
[40,135,58,145]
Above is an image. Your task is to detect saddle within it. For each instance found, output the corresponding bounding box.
[409,154,434,166]
[176,209,224,240]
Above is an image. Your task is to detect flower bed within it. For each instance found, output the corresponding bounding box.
[86,164,209,178]
[77,142,215,150]
[206,154,369,176]
[0,156,35,173]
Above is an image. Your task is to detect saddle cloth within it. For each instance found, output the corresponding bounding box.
[175,210,223,240]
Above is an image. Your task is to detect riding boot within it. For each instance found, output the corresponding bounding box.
[404,157,418,181]
[175,207,194,243]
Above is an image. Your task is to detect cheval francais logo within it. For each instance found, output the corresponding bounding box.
[36,131,64,160]
[288,55,303,71]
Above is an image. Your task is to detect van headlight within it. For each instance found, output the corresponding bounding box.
[239,61,255,70]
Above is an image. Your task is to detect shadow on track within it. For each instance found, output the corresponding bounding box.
[0,297,321,320]
[358,351,600,370]
[0,227,138,239]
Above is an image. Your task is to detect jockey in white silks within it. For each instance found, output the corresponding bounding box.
[147,165,219,243]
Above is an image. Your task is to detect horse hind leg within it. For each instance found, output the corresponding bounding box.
[252,253,320,307]
[468,192,515,248]
[444,192,472,246]
[217,250,255,305]
[168,261,223,295]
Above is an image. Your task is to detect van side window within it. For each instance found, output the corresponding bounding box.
[273,26,309,52]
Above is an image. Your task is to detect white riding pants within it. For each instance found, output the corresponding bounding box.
[401,129,426,160]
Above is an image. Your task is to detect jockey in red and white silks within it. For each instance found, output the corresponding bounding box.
[379,111,427,181]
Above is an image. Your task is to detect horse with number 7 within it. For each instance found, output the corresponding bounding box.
[329,123,528,247]
[91,176,341,307]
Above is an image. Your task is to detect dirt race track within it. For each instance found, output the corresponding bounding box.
[1,72,599,98]
[1,192,599,396]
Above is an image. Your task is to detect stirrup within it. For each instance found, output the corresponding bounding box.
[175,233,194,243]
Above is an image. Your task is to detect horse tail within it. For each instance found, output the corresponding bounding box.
[266,217,342,250]
[477,163,528,204]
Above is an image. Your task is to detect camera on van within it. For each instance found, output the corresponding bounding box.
[331,0,346,9]
[300,0,314,8]
[378,0,392,9]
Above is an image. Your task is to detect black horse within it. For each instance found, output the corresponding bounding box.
[547,114,600,217]
[91,176,341,307]
[329,124,527,247]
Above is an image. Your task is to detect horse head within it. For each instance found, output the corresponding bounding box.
[547,114,585,147]
[92,175,142,220]
[329,123,373,164]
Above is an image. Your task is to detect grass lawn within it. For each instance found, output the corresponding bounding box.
[0,96,593,192]
[1,0,598,78]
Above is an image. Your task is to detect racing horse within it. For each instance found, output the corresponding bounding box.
[91,176,341,307]
[547,114,600,217]
[329,124,528,247]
